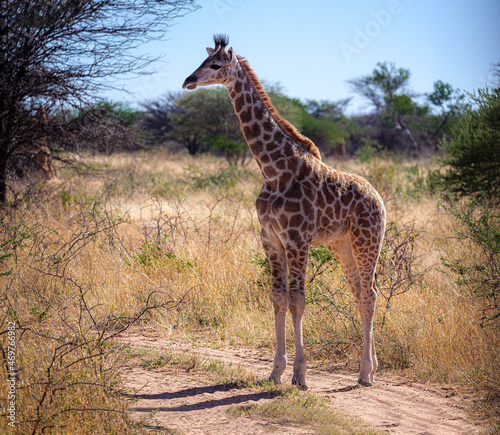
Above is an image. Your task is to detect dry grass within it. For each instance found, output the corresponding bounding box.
[229,384,382,435]
[1,149,498,432]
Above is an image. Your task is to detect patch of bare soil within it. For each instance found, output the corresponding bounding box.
[116,329,481,434]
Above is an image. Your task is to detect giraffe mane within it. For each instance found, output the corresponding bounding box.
[236,55,322,160]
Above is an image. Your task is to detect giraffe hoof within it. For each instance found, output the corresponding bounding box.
[269,374,282,385]
[291,376,308,390]
[358,379,374,387]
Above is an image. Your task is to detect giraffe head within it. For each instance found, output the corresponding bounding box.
[182,34,236,90]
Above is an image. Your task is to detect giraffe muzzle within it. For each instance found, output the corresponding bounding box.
[182,75,198,90]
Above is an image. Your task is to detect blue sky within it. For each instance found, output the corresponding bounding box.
[108,0,500,114]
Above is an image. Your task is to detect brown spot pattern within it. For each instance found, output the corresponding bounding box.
[183,41,386,389]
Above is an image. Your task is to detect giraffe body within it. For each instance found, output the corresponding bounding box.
[183,35,386,388]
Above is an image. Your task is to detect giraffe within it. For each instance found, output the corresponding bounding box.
[183,35,386,389]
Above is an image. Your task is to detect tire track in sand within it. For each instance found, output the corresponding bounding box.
[117,331,479,434]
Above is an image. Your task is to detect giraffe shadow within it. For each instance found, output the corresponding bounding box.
[131,382,280,413]
[328,384,360,393]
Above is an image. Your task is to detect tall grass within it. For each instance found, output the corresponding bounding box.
[1,149,497,432]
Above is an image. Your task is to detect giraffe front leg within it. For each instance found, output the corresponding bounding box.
[270,293,287,384]
[289,298,307,390]
[371,331,378,382]
[359,318,376,386]
[288,245,309,390]
[261,229,289,385]
[358,282,377,386]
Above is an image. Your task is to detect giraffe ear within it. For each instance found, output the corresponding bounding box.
[206,47,215,56]
[227,47,234,61]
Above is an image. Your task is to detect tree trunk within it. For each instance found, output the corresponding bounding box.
[34,107,58,181]
[0,151,8,203]
[396,116,419,157]
[334,137,346,156]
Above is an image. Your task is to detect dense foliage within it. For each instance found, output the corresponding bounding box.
[440,84,500,205]
[141,64,464,163]
[438,69,500,335]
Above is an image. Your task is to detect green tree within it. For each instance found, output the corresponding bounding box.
[264,81,305,131]
[349,62,410,113]
[306,99,350,122]
[162,87,248,164]
[265,83,346,152]
[301,115,341,151]
[151,82,347,160]
[439,79,500,204]
[423,80,466,150]
[349,62,421,156]
[303,99,351,154]
[267,90,348,154]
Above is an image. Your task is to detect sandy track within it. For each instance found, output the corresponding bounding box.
[116,330,480,434]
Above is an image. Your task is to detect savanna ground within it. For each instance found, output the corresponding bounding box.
[0,149,498,433]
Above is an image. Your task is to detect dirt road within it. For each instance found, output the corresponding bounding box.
[117,330,480,434]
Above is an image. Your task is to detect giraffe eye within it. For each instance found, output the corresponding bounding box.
[210,64,222,70]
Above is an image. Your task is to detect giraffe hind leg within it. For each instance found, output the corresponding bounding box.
[352,246,379,386]
[328,237,378,386]
[287,242,309,390]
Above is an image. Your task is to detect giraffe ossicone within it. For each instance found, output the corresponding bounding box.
[183,34,386,389]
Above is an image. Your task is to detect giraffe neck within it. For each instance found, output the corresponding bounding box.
[225,56,321,181]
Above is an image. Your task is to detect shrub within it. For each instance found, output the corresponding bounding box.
[0,192,184,433]
[440,196,500,423]
[439,85,500,205]
[440,197,500,327]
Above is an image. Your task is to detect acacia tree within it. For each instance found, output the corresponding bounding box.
[0,0,198,202]
[349,62,421,156]
[424,80,465,150]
